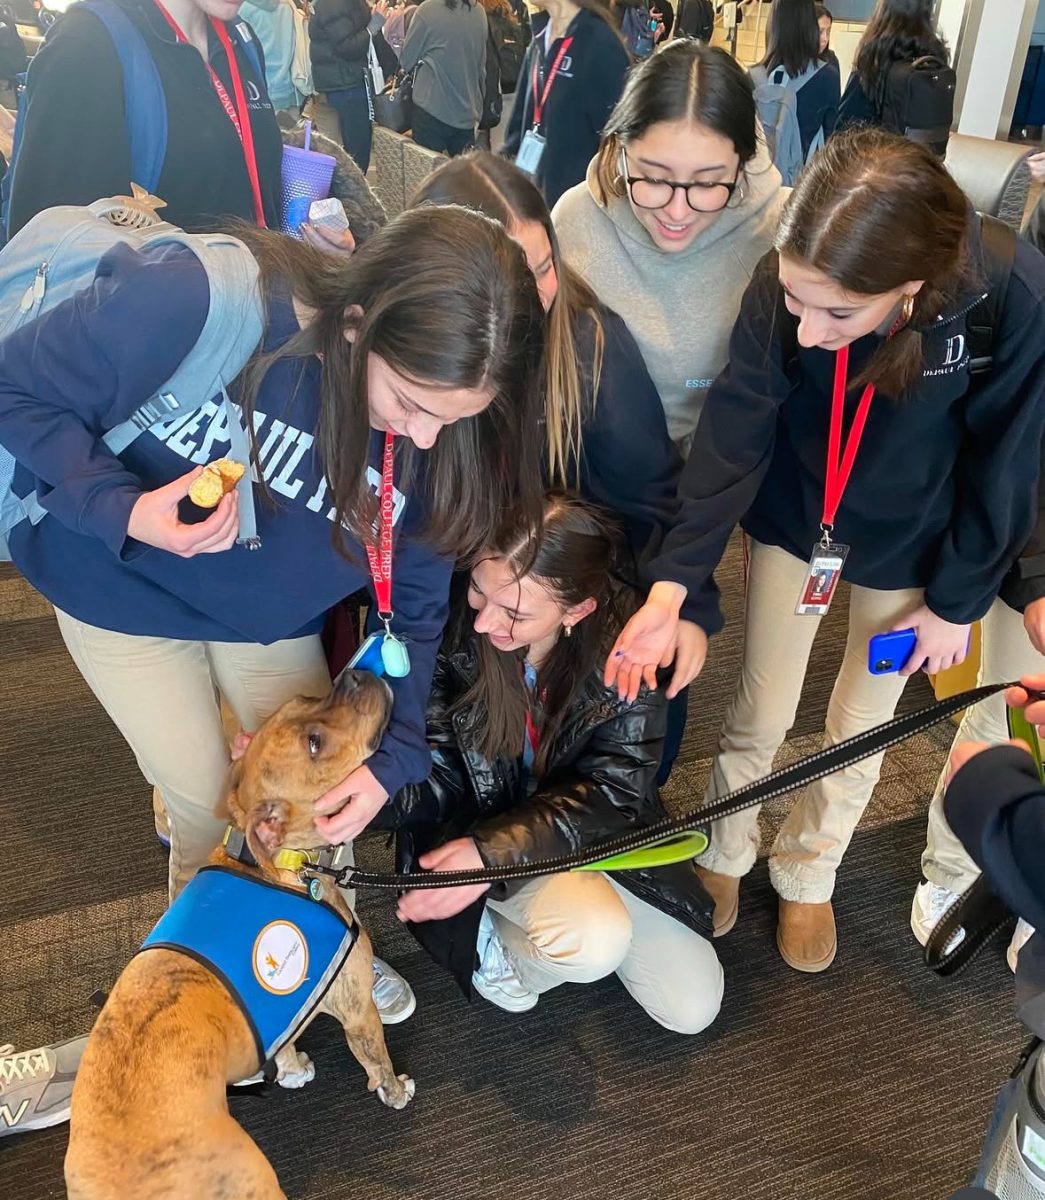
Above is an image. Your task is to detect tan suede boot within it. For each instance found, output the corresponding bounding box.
[776,899,837,973]
[695,866,741,937]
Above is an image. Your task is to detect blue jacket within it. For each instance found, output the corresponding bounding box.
[0,243,453,799]
[650,219,1045,634]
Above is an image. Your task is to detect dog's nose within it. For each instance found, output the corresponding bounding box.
[333,668,365,697]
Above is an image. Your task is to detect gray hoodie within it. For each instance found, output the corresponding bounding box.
[552,146,784,444]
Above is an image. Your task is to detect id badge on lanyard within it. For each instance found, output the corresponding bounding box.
[516,130,546,176]
[796,345,875,617]
[517,35,572,177]
[361,433,411,678]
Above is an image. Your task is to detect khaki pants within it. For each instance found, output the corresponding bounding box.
[922,598,1045,892]
[54,609,332,900]
[487,872,723,1035]
[698,539,922,903]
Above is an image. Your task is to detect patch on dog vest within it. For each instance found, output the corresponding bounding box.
[140,866,356,1065]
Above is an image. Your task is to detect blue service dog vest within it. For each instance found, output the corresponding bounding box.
[140,866,356,1066]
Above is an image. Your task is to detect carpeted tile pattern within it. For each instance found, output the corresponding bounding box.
[0,556,1020,1200]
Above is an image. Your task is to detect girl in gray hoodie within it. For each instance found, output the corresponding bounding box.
[552,40,784,451]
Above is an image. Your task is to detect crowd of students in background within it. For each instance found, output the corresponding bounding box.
[1,0,1044,1170]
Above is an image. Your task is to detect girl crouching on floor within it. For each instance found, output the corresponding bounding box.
[393,494,723,1033]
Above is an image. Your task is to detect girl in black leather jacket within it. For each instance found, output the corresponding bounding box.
[393,494,722,1033]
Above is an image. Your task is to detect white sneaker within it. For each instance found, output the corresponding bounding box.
[471,908,538,1014]
[911,881,966,955]
[1007,919,1035,974]
[372,957,416,1025]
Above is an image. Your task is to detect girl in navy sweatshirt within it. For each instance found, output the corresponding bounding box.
[502,0,629,209]
[607,130,1045,974]
[0,207,545,945]
[412,151,681,567]
[752,0,839,162]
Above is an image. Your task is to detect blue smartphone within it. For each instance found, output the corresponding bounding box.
[868,628,917,675]
[346,632,386,677]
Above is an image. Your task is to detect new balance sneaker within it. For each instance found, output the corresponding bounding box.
[1007,919,1035,974]
[911,880,966,955]
[0,1036,87,1136]
[471,908,538,1013]
[372,957,416,1025]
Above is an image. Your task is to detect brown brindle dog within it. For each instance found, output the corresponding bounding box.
[65,669,415,1200]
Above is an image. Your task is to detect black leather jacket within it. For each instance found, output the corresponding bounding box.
[391,647,714,995]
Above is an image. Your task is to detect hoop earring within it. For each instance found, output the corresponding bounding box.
[901,293,915,325]
[563,624,573,639]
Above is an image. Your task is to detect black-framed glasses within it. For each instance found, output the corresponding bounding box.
[620,150,742,214]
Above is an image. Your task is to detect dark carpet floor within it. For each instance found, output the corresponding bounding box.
[0,553,1023,1199]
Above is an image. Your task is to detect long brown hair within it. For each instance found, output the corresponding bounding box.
[775,128,971,398]
[593,40,759,207]
[232,206,547,560]
[449,494,631,776]
[854,0,948,114]
[762,0,820,76]
[412,152,604,489]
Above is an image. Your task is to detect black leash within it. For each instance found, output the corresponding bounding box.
[307,681,1026,904]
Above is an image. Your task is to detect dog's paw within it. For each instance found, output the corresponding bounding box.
[376,1073,415,1110]
[277,1050,316,1090]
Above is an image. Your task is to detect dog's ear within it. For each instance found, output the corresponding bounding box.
[246,798,290,878]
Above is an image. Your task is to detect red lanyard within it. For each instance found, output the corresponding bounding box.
[153,1,266,227]
[822,345,876,531]
[531,35,573,128]
[366,433,397,622]
[524,709,540,759]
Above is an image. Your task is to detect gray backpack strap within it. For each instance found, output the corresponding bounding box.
[223,387,259,549]
[104,230,265,549]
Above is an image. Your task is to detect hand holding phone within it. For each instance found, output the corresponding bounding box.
[868,628,918,675]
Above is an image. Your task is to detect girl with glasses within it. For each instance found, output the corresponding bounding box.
[607,130,1045,973]
[553,39,784,776]
[553,39,784,456]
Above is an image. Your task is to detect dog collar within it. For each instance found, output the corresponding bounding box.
[221,826,350,876]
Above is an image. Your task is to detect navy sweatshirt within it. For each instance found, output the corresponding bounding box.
[835,71,877,132]
[502,10,629,210]
[944,746,1045,936]
[0,244,453,801]
[8,0,284,237]
[575,304,682,564]
[651,220,1045,635]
